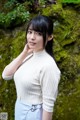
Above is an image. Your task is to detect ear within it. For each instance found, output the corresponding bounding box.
[48,35,53,41]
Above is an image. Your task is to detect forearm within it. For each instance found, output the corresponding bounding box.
[42,109,53,120]
[2,44,33,78]
[3,51,27,76]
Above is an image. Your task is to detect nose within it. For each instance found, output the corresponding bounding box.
[31,32,35,40]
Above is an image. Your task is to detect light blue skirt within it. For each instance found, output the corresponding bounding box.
[15,99,43,120]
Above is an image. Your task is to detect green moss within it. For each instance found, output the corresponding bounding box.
[54,49,69,62]
[12,31,25,58]
[0,30,25,120]
[42,3,62,16]
[53,77,80,120]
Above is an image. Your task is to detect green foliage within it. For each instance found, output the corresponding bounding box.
[42,3,63,16]
[0,4,30,28]
[4,0,17,9]
[39,0,46,5]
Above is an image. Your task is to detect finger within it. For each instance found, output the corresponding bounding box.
[26,43,30,49]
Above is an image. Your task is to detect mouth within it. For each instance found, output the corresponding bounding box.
[29,42,36,46]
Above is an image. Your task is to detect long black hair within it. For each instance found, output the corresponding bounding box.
[26,15,54,57]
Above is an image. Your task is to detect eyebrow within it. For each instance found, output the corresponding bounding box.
[28,28,38,32]
[28,28,33,30]
[28,28,42,33]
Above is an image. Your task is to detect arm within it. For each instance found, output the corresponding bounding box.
[2,44,33,79]
[42,110,53,120]
[40,62,61,120]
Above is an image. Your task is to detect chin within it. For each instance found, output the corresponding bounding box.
[29,45,35,48]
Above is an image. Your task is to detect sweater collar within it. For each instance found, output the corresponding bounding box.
[33,49,46,57]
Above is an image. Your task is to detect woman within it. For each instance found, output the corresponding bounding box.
[2,15,61,120]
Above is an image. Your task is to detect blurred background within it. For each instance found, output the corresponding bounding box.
[0,0,80,120]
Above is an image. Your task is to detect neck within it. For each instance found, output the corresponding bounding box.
[33,49,46,57]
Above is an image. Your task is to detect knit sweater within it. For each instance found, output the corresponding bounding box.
[2,50,61,112]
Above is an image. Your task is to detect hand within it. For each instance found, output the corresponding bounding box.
[23,44,33,55]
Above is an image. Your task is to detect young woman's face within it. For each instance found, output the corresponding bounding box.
[27,26,44,52]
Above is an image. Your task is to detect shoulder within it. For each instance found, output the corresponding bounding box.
[41,52,60,73]
[42,52,57,67]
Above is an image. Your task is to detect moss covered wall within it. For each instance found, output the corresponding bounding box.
[0,2,80,120]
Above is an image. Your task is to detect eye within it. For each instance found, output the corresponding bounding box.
[27,30,32,34]
[38,32,42,36]
[36,32,42,36]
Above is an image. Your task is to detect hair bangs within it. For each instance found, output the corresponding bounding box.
[27,18,48,34]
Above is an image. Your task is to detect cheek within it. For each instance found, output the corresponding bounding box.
[26,35,29,42]
[38,39,44,47]
[40,38,44,46]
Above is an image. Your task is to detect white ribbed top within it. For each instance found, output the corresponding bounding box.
[2,50,61,112]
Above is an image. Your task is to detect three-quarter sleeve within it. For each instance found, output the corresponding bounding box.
[40,62,61,112]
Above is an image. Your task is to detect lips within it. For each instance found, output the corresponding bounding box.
[29,42,36,45]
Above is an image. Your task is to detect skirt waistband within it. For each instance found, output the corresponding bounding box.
[16,98,42,112]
